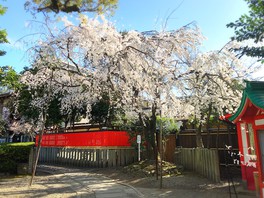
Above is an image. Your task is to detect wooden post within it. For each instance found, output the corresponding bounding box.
[29,123,45,186]
[160,111,163,189]
[28,147,35,174]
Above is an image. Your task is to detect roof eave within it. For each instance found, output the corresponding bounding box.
[228,92,248,123]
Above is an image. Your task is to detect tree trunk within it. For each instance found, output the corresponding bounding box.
[206,103,212,148]
[139,114,155,159]
[216,121,220,150]
[196,123,204,148]
[143,127,155,159]
[29,113,46,186]
[138,105,158,179]
[151,105,159,180]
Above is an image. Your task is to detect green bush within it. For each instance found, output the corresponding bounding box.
[0,142,35,174]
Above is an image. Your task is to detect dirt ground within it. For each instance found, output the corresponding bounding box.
[0,164,256,198]
[97,167,255,197]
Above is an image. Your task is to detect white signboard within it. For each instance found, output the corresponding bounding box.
[137,135,141,144]
[137,135,141,161]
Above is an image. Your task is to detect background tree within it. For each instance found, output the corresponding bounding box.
[0,4,20,92]
[0,66,21,137]
[0,3,22,136]
[21,16,202,161]
[16,86,65,128]
[90,93,124,127]
[22,15,257,159]
[16,85,40,123]
[0,3,8,57]
[25,0,118,14]
[227,0,264,61]
[184,43,252,148]
[0,66,21,93]
[17,80,89,131]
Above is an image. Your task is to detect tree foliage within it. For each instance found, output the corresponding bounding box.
[90,93,124,127]
[0,4,8,57]
[156,116,179,135]
[21,15,255,153]
[90,95,109,125]
[22,17,203,151]
[25,0,118,14]
[227,0,264,61]
[0,66,21,93]
[16,84,78,128]
[0,5,17,92]
[16,86,40,123]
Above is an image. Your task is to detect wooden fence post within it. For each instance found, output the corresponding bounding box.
[178,148,220,182]
[37,147,136,169]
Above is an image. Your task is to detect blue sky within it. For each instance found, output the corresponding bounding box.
[0,0,249,72]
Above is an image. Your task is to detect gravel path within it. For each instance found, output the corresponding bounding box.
[0,165,256,198]
[0,165,141,198]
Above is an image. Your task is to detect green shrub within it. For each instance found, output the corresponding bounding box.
[0,142,35,174]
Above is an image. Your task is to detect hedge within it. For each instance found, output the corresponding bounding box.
[0,142,35,174]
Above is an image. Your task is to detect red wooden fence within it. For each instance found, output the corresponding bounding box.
[35,131,131,147]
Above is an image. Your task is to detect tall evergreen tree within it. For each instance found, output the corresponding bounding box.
[227,0,264,62]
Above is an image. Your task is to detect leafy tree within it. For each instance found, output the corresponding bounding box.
[22,15,254,158]
[25,0,118,14]
[90,92,125,127]
[16,85,40,124]
[0,3,8,57]
[0,4,20,93]
[16,85,77,129]
[0,6,21,134]
[227,0,264,61]
[184,43,252,148]
[18,66,93,130]
[22,17,202,161]
[0,67,21,136]
[156,116,179,135]
[90,94,110,126]
[0,118,8,136]
[0,66,21,93]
